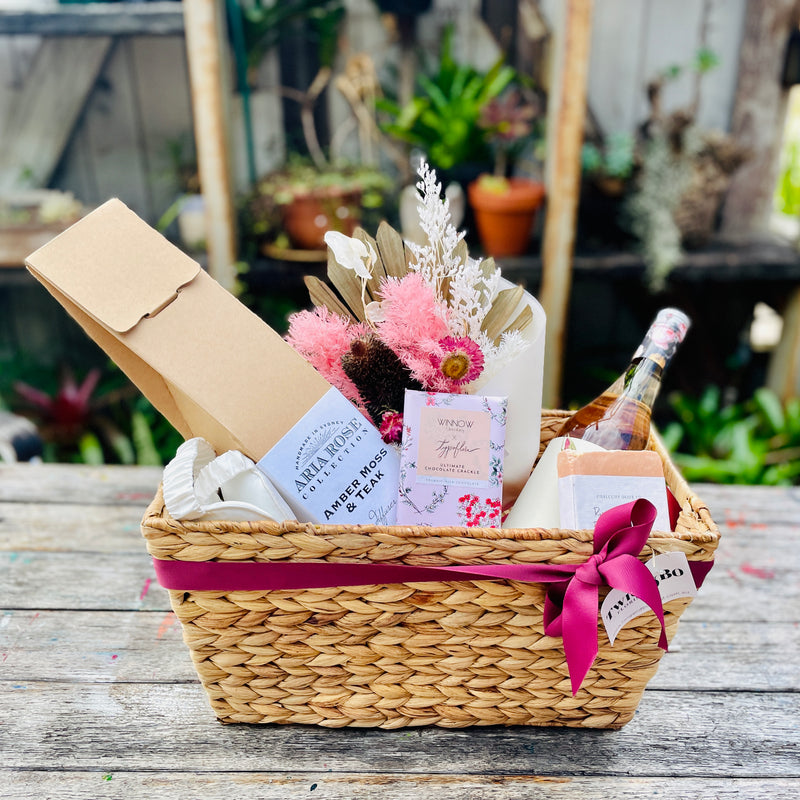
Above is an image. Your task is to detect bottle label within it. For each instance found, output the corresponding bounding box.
[257,388,399,526]
[601,552,697,645]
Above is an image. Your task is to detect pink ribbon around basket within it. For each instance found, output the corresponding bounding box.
[152,498,713,695]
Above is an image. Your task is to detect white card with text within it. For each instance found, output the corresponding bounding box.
[601,552,697,645]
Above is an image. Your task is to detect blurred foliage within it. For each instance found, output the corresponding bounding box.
[377,26,517,171]
[662,386,800,485]
[775,139,800,216]
[581,132,636,181]
[0,358,181,466]
[237,0,345,71]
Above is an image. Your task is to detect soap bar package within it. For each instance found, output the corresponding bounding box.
[25,199,398,525]
[557,449,671,532]
[397,390,507,527]
[258,387,398,525]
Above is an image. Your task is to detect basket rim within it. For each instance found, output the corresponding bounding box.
[141,482,720,555]
[141,408,720,559]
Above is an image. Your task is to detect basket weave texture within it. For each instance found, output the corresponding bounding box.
[141,410,719,729]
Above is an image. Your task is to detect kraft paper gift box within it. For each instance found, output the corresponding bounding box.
[24,199,399,525]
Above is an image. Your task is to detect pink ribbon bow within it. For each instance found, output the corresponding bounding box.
[154,499,707,694]
[541,499,667,693]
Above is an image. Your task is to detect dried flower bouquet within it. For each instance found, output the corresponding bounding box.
[286,162,534,442]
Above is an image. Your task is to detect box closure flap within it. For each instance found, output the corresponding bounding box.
[25,198,199,334]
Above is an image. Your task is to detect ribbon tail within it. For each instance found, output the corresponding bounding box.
[689,559,714,588]
[542,581,569,638]
[602,555,667,651]
[561,579,600,696]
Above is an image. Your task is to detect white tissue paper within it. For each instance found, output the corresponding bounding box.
[470,278,547,507]
[503,436,606,529]
[163,438,294,523]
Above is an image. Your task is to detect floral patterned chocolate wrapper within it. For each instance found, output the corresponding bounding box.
[397,389,507,527]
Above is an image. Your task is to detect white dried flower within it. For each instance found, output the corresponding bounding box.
[324,231,376,281]
[405,160,529,383]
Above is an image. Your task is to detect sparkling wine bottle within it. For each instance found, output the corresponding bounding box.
[557,308,691,450]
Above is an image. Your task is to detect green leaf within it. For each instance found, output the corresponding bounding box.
[481,64,516,102]
[78,433,104,465]
[131,410,162,466]
[417,75,450,112]
[753,387,785,434]
[694,46,720,74]
[698,384,721,419]
[660,421,685,452]
[449,65,472,102]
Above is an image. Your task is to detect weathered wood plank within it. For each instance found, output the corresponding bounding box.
[0,3,185,37]
[4,772,799,800]
[540,0,594,407]
[586,0,645,135]
[697,483,800,523]
[0,610,193,684]
[694,0,748,132]
[2,609,796,692]
[0,502,146,553]
[0,36,111,190]
[183,0,238,290]
[721,0,799,234]
[0,682,797,776]
[651,620,800,691]
[0,464,162,505]
[636,0,705,126]
[78,38,153,219]
[128,36,194,221]
[1,552,168,612]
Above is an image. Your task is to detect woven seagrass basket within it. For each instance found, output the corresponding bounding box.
[140,410,719,729]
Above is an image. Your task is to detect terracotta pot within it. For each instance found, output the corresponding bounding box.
[282,187,362,251]
[468,177,545,257]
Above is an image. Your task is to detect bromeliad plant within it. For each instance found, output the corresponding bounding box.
[285,161,533,442]
[10,364,181,465]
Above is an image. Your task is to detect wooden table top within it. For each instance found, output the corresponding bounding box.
[1,464,798,799]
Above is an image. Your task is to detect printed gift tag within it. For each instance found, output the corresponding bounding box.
[397,390,507,527]
[601,552,698,645]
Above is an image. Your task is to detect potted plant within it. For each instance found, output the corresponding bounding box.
[243,55,395,255]
[0,190,83,266]
[625,48,749,289]
[467,90,545,258]
[245,159,392,252]
[377,25,516,182]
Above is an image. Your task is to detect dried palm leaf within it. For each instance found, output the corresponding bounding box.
[303,275,355,321]
[326,251,367,321]
[503,304,534,337]
[482,284,525,343]
[375,221,408,279]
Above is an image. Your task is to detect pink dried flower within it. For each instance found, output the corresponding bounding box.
[378,410,404,444]
[433,336,484,385]
[285,307,368,406]
[375,273,449,352]
[374,273,452,389]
